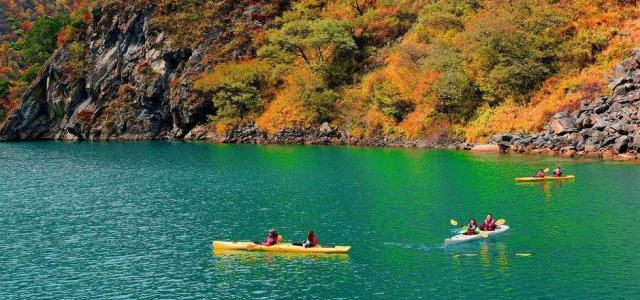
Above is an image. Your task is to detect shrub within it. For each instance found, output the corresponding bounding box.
[371,81,414,123]
[194,60,272,122]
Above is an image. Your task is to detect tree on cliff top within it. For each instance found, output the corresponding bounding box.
[12,14,70,67]
[257,18,358,85]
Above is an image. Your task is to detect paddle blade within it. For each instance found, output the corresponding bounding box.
[495,219,506,226]
[450,219,459,226]
[480,231,489,238]
[543,168,550,173]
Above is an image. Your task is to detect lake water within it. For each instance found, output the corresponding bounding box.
[0,142,639,299]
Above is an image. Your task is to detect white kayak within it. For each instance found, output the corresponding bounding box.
[444,225,510,246]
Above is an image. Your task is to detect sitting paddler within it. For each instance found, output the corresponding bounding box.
[258,229,279,246]
[463,219,479,235]
[293,230,318,247]
[302,230,318,248]
[479,214,497,231]
[534,169,546,178]
[552,166,562,177]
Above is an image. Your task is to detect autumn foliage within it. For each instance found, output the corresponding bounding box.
[2,0,640,142]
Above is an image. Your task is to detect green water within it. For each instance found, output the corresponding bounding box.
[0,142,639,299]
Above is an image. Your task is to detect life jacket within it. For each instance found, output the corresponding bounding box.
[466,225,478,235]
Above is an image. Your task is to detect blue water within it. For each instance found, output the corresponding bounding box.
[0,142,639,298]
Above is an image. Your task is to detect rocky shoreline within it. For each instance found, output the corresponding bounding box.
[490,49,640,161]
[182,122,472,150]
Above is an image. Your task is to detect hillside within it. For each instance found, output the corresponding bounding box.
[1,0,639,147]
[0,0,81,121]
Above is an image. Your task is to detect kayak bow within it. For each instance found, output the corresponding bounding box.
[213,241,351,254]
[444,225,510,246]
[515,175,575,182]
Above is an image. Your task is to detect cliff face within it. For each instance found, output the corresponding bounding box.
[493,49,640,160]
[0,1,260,141]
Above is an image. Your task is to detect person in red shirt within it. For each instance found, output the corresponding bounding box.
[302,230,318,248]
[260,229,279,246]
[479,214,497,231]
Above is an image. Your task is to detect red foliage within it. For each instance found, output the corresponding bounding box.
[21,22,32,31]
[76,109,93,124]
[57,27,72,46]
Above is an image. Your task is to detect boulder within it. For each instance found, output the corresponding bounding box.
[319,122,333,133]
[470,144,501,153]
[609,77,628,90]
[592,116,608,130]
[614,152,637,161]
[594,103,611,114]
[549,117,578,135]
[602,149,615,160]
[577,114,593,128]
[608,102,624,113]
[613,135,629,154]
[631,135,640,150]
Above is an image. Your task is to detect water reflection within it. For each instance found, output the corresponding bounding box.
[515,180,574,200]
[213,249,350,263]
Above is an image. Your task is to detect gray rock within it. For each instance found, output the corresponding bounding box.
[577,114,593,128]
[631,135,640,150]
[609,77,628,90]
[319,122,332,133]
[594,103,611,114]
[613,135,629,154]
[592,116,608,130]
[549,117,577,135]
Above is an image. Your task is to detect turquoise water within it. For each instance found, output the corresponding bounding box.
[0,142,639,299]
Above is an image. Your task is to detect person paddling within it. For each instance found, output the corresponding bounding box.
[534,169,546,178]
[463,219,479,235]
[479,214,497,231]
[302,230,318,248]
[258,229,279,246]
[552,166,562,177]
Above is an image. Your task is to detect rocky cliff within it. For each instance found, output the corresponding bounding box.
[0,1,268,141]
[493,49,640,160]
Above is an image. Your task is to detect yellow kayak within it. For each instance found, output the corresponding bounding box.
[212,241,351,254]
[515,175,575,182]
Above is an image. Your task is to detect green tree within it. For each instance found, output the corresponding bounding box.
[420,44,481,121]
[461,0,567,104]
[257,18,357,81]
[194,61,271,122]
[371,81,414,122]
[12,15,70,67]
[0,79,11,120]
